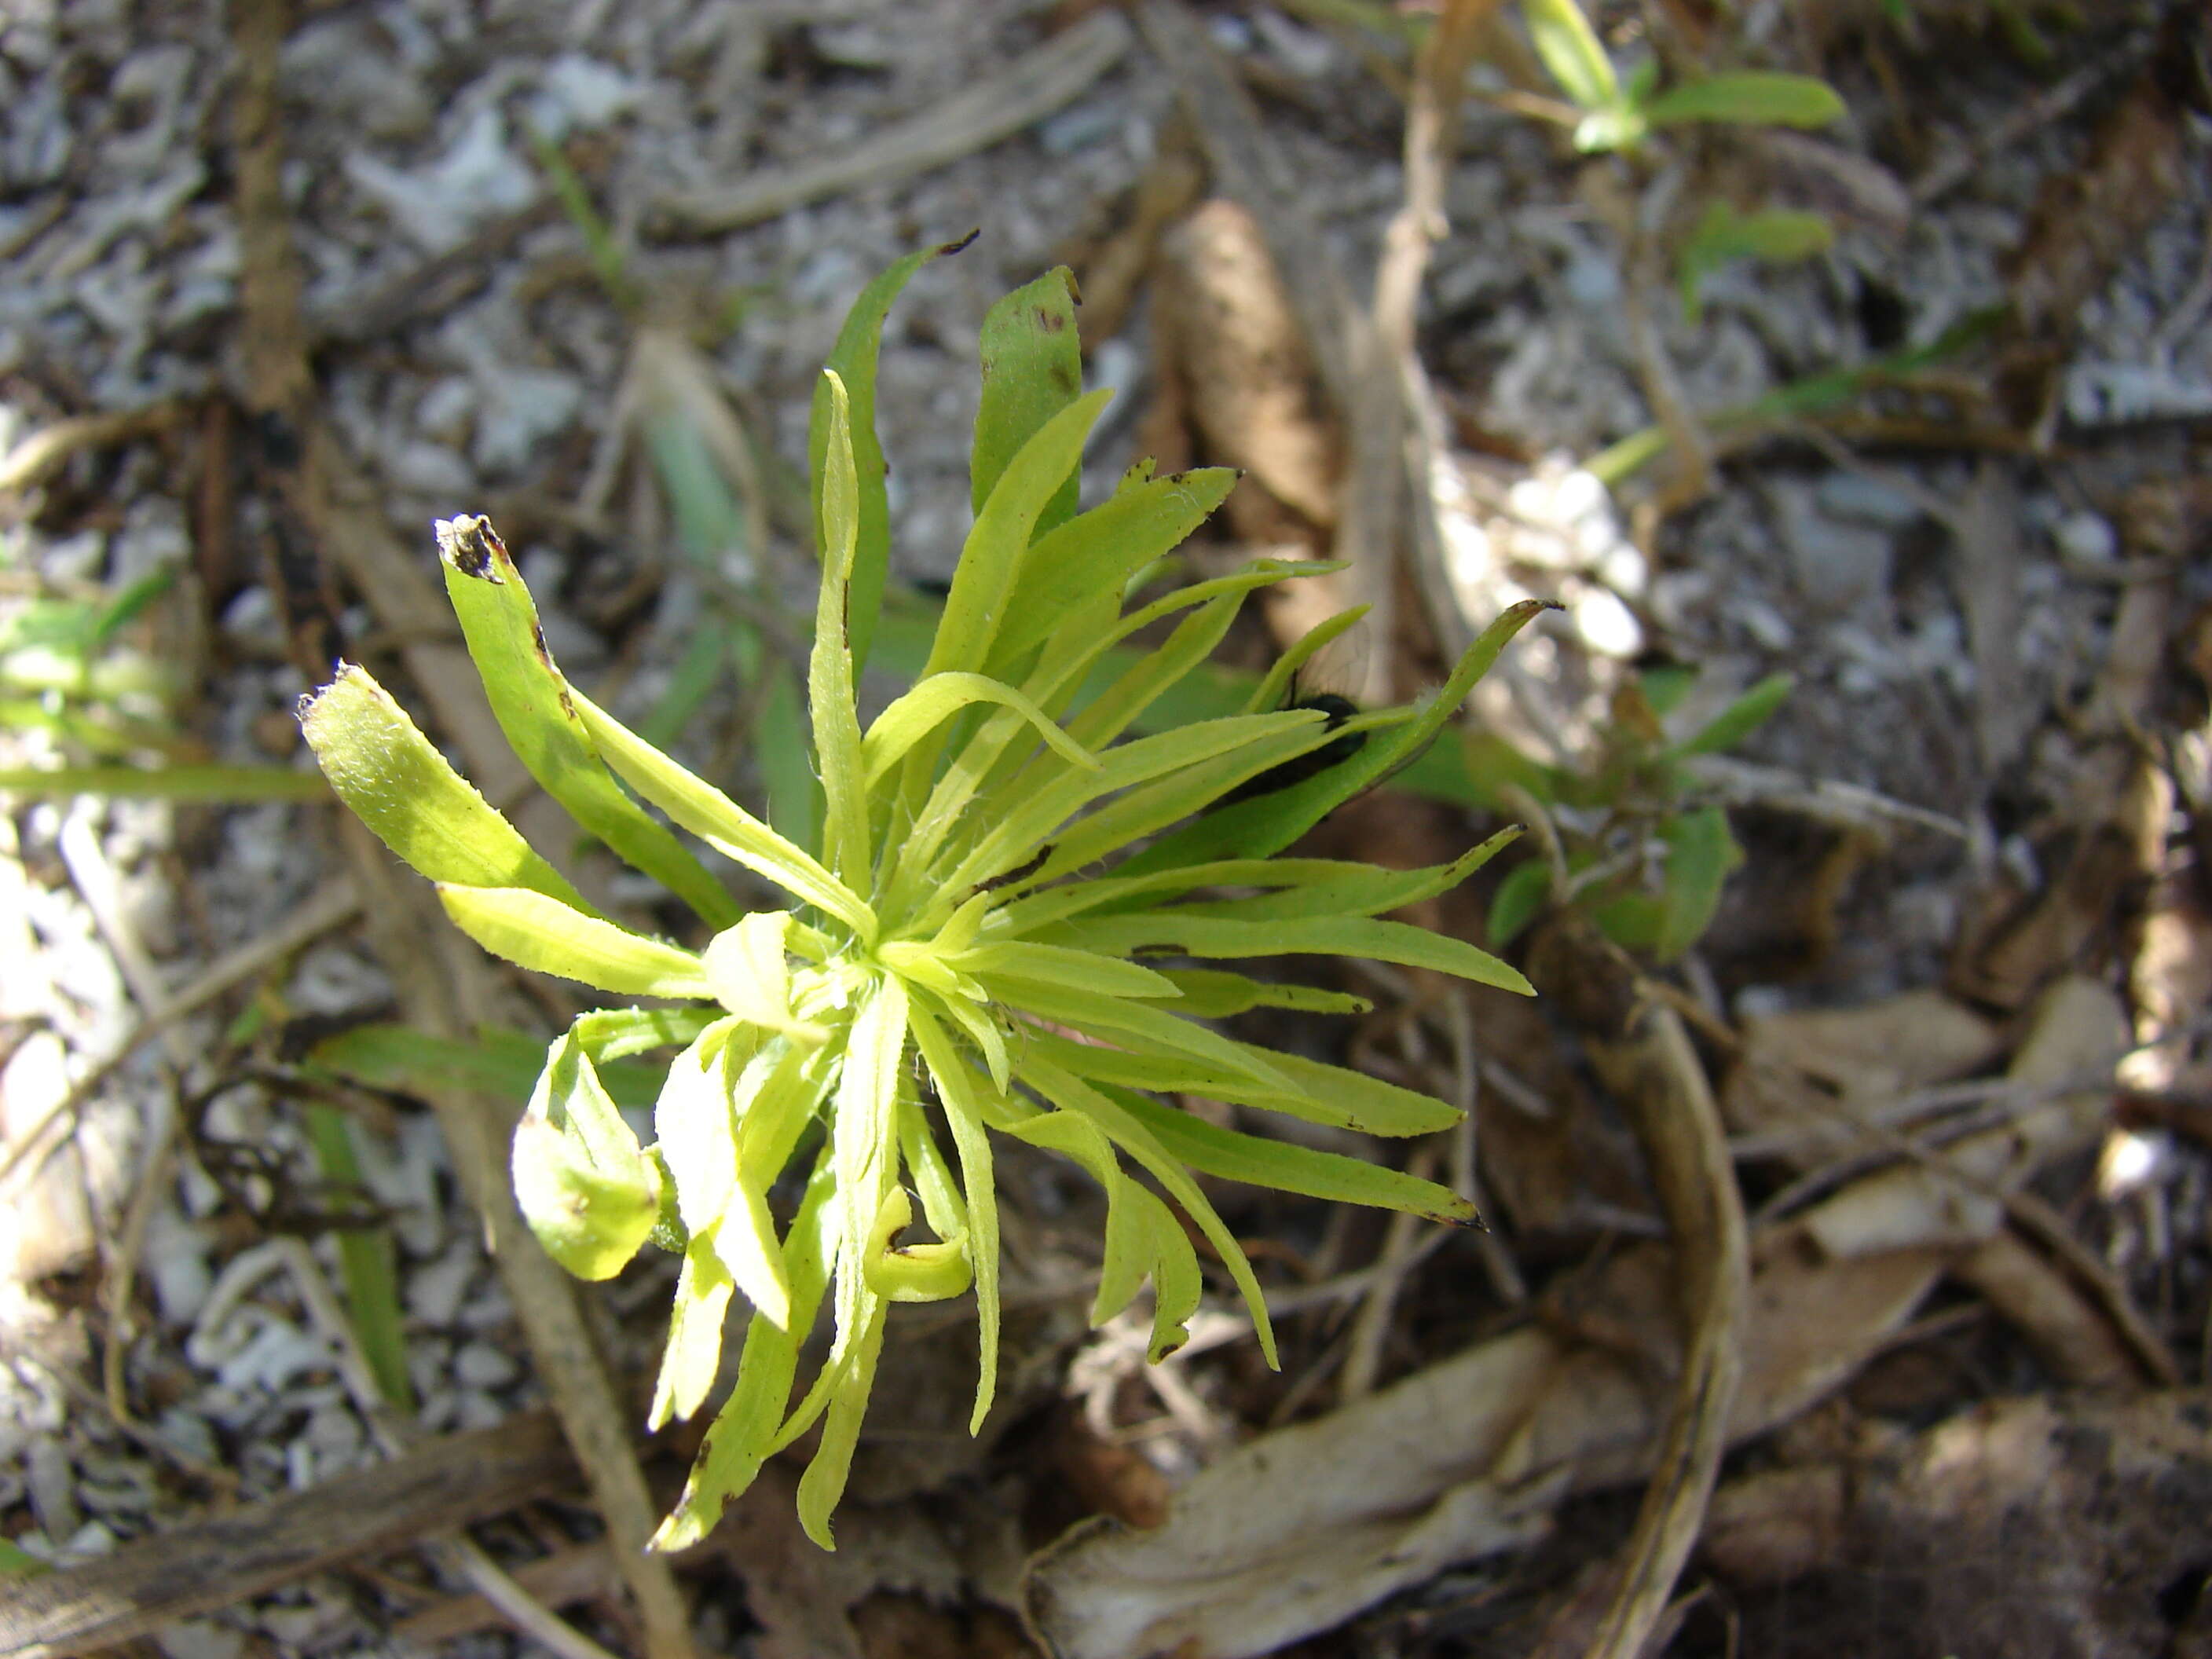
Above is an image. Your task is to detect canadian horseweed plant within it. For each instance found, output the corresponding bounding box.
[300,250,1545,1550]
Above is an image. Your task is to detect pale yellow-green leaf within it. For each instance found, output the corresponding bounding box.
[702,911,827,1042]
[811,371,871,884]
[649,1238,734,1428]
[437,884,713,998]
[300,665,590,911]
[434,515,741,928]
[910,1005,1002,1432]
[861,1186,972,1303]
[569,686,877,943]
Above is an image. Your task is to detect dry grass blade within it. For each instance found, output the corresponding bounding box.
[0,403,184,496]
[1528,914,1749,1659]
[651,11,1133,234]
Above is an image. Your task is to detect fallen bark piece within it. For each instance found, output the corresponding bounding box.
[0,1412,572,1658]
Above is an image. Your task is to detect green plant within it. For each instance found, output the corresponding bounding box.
[1516,0,1844,318]
[298,247,1545,1550]
[1476,665,1789,961]
[1520,0,1845,155]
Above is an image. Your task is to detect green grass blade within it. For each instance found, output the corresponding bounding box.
[302,1104,413,1408]
[0,764,329,803]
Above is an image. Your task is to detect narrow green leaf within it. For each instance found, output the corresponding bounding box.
[1019,1031,1459,1137]
[434,515,742,928]
[437,884,714,998]
[1643,71,1846,130]
[1121,599,1557,871]
[1243,602,1369,716]
[1022,1056,1280,1368]
[302,1105,412,1409]
[986,467,1240,679]
[810,236,972,676]
[1005,980,1296,1097]
[972,266,1084,535]
[909,1006,1001,1431]
[954,940,1185,1000]
[1050,911,1536,996]
[1523,0,1619,110]
[795,1297,888,1550]
[1486,857,1553,948]
[650,1238,735,1428]
[1672,672,1793,757]
[811,370,872,884]
[943,710,1326,895]
[650,1144,838,1550]
[922,389,1111,683]
[300,666,591,912]
[1164,827,1522,921]
[861,672,1100,786]
[0,764,331,803]
[1108,1088,1478,1224]
[1677,203,1834,321]
[824,976,907,1397]
[1654,804,1741,961]
[568,686,876,942]
[1153,968,1372,1018]
[1062,591,1253,753]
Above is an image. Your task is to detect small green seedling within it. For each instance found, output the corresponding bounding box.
[1477,665,1789,961]
[300,248,1546,1550]
[1516,0,1844,315]
[1521,0,1846,155]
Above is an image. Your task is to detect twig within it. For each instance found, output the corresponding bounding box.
[651,11,1133,234]
[1529,915,1748,1659]
[0,1410,574,1657]
[1748,1050,2181,1384]
[0,403,185,495]
[1910,31,2153,205]
[1339,1142,1443,1403]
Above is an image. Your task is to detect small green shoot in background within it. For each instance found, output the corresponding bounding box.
[1475,665,1790,961]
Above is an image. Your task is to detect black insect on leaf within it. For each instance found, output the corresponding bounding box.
[1219,681,1368,806]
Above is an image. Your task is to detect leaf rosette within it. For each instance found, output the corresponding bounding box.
[300,251,1546,1550]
